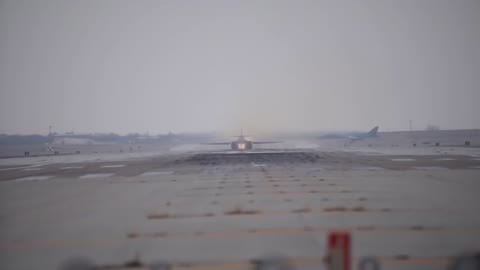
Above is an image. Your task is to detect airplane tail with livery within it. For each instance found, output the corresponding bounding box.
[319,126,379,141]
[366,126,379,137]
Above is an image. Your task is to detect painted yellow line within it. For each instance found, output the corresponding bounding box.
[172,256,450,270]
[146,207,441,220]
[178,227,480,238]
[174,261,251,270]
[91,256,449,270]
[177,190,360,198]
[172,257,322,270]
[379,257,450,265]
[3,225,480,251]
[0,237,122,249]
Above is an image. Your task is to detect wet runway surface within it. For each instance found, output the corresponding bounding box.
[1,149,480,269]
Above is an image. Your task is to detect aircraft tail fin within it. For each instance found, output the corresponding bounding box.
[232,129,250,137]
[367,126,379,136]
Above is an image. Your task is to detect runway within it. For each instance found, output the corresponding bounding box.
[1,145,480,269]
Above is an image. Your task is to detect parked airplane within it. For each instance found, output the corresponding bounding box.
[204,129,281,150]
[319,126,379,141]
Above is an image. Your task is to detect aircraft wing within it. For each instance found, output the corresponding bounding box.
[202,142,231,145]
[253,141,282,145]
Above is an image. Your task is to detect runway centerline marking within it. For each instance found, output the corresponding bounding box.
[391,158,416,161]
[140,171,174,176]
[14,175,54,182]
[79,173,114,179]
[413,167,449,170]
[0,167,24,171]
[100,164,125,168]
[60,166,84,170]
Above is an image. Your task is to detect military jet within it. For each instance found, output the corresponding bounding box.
[204,129,281,150]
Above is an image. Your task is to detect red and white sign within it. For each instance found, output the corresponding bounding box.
[327,231,351,270]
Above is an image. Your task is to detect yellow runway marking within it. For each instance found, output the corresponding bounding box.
[177,190,361,198]
[147,207,442,220]
[90,256,450,269]
[172,256,450,270]
[2,226,480,250]
[380,257,450,265]
[0,237,122,249]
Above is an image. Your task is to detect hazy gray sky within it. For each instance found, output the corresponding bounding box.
[1,0,479,135]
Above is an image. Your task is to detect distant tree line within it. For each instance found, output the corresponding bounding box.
[0,133,213,145]
[0,134,53,145]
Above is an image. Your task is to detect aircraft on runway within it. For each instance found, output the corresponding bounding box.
[204,129,281,150]
[319,126,379,141]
